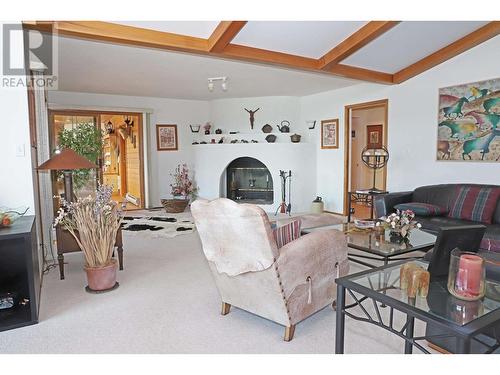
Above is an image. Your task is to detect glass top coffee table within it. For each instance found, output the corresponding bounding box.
[303,223,436,268]
[335,260,500,354]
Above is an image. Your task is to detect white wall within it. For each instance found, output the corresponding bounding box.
[0,23,35,213]
[301,36,500,213]
[47,91,210,206]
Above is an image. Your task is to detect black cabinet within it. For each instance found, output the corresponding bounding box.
[0,216,39,332]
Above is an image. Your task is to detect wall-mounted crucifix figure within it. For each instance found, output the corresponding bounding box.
[244,108,260,129]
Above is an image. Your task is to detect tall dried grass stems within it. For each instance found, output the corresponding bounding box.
[55,185,122,268]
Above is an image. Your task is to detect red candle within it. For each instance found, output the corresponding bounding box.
[455,254,483,298]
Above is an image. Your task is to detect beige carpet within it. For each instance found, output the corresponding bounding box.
[0,212,436,354]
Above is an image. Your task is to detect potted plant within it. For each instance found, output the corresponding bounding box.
[161,164,197,213]
[376,209,421,243]
[54,185,122,292]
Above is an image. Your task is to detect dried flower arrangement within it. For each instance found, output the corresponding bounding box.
[54,185,122,268]
[170,164,197,200]
[376,209,422,238]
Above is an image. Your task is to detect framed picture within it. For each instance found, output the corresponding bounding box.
[321,119,339,149]
[366,124,383,148]
[437,77,499,162]
[156,124,178,151]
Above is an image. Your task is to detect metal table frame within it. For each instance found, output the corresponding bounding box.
[348,238,434,269]
[335,260,500,354]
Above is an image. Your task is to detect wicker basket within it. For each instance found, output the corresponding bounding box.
[161,198,189,213]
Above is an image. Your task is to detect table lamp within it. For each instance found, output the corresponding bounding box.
[38,148,97,203]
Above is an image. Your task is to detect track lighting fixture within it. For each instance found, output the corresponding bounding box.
[207,76,228,92]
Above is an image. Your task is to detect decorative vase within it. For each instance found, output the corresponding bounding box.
[84,259,118,292]
[447,249,485,301]
[161,198,190,213]
[389,229,407,243]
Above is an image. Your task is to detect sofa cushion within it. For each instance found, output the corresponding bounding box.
[273,220,301,249]
[412,185,456,209]
[394,202,448,217]
[448,186,500,224]
[411,184,500,224]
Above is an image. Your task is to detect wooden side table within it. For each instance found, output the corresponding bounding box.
[55,227,124,280]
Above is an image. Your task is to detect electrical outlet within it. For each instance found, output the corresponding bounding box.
[15,143,25,157]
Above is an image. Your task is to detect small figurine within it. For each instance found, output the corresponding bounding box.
[244,108,260,129]
[400,263,430,298]
[215,128,222,134]
[203,122,211,135]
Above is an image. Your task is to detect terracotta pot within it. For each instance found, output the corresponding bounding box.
[85,259,117,291]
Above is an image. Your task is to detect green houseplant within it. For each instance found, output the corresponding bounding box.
[55,185,122,292]
[57,123,103,191]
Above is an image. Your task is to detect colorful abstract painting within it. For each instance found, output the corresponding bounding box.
[437,78,500,162]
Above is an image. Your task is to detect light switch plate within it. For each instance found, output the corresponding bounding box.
[15,143,25,157]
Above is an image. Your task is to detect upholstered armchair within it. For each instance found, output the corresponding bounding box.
[191,198,349,341]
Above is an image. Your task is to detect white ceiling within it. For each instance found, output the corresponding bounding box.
[342,21,489,72]
[231,21,368,58]
[56,36,359,100]
[54,21,491,99]
[112,21,220,38]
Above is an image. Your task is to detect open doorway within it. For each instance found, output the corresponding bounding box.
[49,110,144,210]
[344,99,388,219]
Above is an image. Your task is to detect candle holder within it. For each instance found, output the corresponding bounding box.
[447,249,486,301]
[189,124,201,133]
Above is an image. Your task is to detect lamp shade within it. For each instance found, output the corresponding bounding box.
[38,148,97,171]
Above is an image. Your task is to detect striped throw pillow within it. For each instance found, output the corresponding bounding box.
[448,186,500,224]
[273,220,301,248]
[394,202,448,217]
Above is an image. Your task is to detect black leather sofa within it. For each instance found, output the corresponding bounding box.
[374,183,500,255]
[375,184,500,353]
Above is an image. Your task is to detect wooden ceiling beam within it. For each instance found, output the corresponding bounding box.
[319,21,400,70]
[219,44,319,71]
[25,21,209,53]
[328,64,394,84]
[208,21,247,52]
[394,21,500,84]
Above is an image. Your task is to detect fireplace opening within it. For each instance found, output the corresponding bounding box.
[226,157,273,204]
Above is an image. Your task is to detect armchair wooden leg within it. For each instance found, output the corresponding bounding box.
[284,325,295,342]
[221,302,231,315]
[58,254,65,280]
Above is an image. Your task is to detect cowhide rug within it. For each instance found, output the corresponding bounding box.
[120,216,196,238]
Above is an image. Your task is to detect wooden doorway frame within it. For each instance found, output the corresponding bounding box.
[48,109,146,209]
[343,99,389,216]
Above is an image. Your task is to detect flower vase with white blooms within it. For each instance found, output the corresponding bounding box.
[376,209,421,243]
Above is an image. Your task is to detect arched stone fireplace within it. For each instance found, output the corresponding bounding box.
[225,157,273,204]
